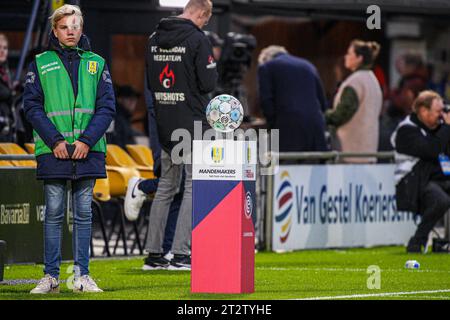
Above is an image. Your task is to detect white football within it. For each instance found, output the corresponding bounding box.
[206,94,244,133]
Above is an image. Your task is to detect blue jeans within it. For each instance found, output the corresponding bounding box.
[43,179,94,278]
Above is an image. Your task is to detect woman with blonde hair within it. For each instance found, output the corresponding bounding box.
[326,40,383,162]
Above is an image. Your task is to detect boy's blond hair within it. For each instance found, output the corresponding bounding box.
[49,4,83,29]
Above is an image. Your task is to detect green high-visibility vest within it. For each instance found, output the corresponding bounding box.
[34,50,107,156]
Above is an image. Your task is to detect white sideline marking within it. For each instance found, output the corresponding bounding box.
[257,266,450,274]
[297,289,450,300]
[405,296,450,300]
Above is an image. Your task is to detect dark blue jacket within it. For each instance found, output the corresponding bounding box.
[23,33,115,180]
[258,53,328,152]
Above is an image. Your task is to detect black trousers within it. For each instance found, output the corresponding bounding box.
[414,180,450,242]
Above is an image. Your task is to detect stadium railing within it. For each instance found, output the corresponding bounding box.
[0,143,36,167]
[5,150,448,253]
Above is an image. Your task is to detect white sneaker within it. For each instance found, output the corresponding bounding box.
[30,274,59,294]
[167,255,191,271]
[124,177,146,221]
[163,251,174,261]
[73,275,103,293]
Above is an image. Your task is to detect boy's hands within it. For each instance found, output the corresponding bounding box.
[53,140,69,159]
[72,141,90,159]
[52,140,89,159]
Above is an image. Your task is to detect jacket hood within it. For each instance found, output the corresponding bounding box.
[154,17,199,49]
[48,32,92,53]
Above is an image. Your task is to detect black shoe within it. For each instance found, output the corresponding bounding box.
[432,238,450,253]
[168,254,191,271]
[406,237,426,253]
[142,254,170,270]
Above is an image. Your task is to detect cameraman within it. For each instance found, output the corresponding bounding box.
[392,90,450,253]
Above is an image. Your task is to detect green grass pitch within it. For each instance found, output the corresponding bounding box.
[1,246,450,300]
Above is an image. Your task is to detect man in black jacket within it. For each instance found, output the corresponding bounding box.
[137,0,217,270]
[392,90,450,253]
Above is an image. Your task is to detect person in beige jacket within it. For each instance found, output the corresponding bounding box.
[326,40,383,163]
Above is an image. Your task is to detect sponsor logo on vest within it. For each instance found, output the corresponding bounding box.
[87,61,98,75]
[159,63,175,89]
[41,61,61,75]
[102,70,112,83]
[26,72,35,84]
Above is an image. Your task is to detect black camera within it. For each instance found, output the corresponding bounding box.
[218,32,257,85]
[444,104,450,113]
[221,32,256,65]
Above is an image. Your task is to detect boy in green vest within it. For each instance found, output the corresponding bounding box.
[24,4,115,293]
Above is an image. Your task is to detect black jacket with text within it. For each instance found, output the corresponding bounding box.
[146,17,218,154]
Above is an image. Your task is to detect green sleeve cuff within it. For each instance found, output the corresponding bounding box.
[325,86,359,127]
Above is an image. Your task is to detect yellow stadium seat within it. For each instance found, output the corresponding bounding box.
[24,143,35,154]
[0,143,36,167]
[92,175,112,257]
[106,144,154,179]
[126,144,154,168]
[106,165,140,197]
[0,160,13,166]
[93,176,111,202]
[93,168,141,257]
[102,165,143,256]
